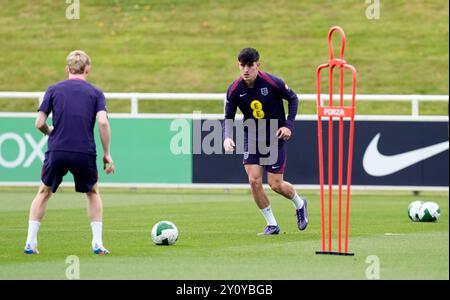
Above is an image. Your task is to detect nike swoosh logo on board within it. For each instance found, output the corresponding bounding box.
[362,133,449,176]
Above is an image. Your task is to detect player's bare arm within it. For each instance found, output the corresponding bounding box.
[35,111,53,136]
[97,110,115,174]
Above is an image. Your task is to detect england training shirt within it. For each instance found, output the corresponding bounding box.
[38,79,107,156]
[224,70,299,142]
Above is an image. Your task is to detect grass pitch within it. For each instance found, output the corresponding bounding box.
[0,188,448,280]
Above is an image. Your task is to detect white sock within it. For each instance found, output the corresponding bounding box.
[91,222,103,249]
[260,205,278,226]
[26,220,40,248]
[291,193,305,210]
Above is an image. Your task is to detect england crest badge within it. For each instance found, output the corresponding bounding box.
[260,87,268,96]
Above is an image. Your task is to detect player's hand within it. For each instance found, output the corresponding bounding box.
[223,138,236,152]
[277,127,292,140]
[47,126,54,136]
[103,154,115,174]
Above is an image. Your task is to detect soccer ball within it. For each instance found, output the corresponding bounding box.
[408,200,423,221]
[151,221,178,245]
[418,202,441,222]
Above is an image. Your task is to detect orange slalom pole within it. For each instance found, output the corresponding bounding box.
[316,26,356,256]
[328,65,334,252]
[316,64,328,252]
[338,64,344,253]
[344,64,357,253]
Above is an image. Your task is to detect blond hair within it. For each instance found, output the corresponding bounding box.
[66,50,91,74]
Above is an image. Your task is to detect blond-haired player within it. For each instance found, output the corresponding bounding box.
[24,50,114,255]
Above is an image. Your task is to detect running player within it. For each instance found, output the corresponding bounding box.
[223,48,308,235]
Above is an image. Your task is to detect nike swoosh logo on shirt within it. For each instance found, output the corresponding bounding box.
[362,133,449,176]
[240,93,247,97]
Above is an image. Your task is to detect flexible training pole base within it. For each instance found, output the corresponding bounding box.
[315,251,355,256]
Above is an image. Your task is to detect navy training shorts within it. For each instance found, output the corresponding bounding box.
[41,151,98,193]
[243,140,287,174]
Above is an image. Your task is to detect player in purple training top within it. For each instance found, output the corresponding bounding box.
[223,48,308,235]
[23,50,115,255]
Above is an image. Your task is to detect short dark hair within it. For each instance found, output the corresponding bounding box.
[238,48,260,65]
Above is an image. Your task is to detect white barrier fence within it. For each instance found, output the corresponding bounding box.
[0,92,448,116]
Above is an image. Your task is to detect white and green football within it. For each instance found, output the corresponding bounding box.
[151,221,178,245]
[417,202,441,222]
[408,200,423,221]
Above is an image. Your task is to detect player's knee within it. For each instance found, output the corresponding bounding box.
[38,185,52,198]
[268,180,283,193]
[249,177,263,189]
[87,184,99,195]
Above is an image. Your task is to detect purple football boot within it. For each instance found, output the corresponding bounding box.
[296,198,309,231]
[257,225,281,236]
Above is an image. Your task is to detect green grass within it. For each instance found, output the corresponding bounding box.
[0,0,448,114]
[0,188,448,279]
